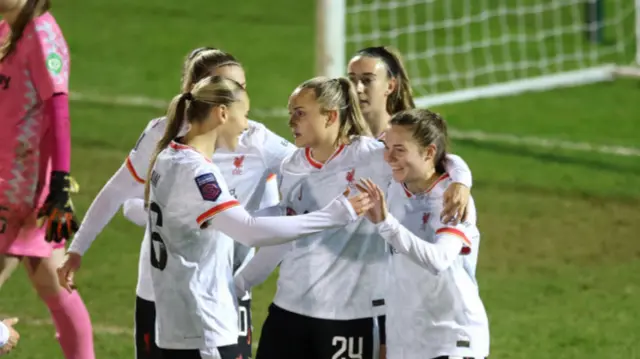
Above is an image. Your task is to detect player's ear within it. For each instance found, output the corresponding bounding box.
[385,76,397,96]
[325,109,338,128]
[214,105,228,125]
[423,143,436,161]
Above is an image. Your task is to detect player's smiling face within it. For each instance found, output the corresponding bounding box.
[347,55,395,116]
[384,124,435,184]
[288,88,331,148]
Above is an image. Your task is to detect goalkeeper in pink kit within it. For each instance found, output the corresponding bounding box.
[0,0,94,358]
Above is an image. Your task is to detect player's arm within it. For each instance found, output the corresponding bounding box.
[234,243,291,294]
[441,154,473,223]
[258,173,280,208]
[258,125,297,175]
[188,168,363,247]
[444,154,472,188]
[67,166,144,255]
[358,179,472,275]
[28,23,71,174]
[122,198,147,227]
[27,25,79,242]
[376,215,472,275]
[68,121,161,255]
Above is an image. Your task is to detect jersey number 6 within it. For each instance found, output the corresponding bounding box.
[149,202,168,271]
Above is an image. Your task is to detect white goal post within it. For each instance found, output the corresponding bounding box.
[316,0,640,108]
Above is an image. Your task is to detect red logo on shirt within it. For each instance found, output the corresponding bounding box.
[346,169,355,186]
[421,213,430,231]
[233,155,245,175]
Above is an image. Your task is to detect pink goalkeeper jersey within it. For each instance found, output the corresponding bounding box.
[0,12,69,218]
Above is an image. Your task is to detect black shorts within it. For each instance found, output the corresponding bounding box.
[135,296,162,359]
[256,303,383,359]
[237,298,253,359]
[160,345,239,359]
[134,296,250,359]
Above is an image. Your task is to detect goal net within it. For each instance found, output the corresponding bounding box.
[319,0,639,107]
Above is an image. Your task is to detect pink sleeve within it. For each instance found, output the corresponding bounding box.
[27,20,70,101]
[46,94,71,172]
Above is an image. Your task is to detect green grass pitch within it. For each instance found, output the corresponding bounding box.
[1,0,639,358]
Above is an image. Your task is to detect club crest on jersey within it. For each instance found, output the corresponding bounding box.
[346,169,356,187]
[233,155,245,175]
[195,173,221,202]
[422,212,430,231]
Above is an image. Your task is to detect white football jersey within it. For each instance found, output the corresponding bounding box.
[382,175,489,359]
[274,136,390,320]
[126,117,294,301]
[148,142,242,349]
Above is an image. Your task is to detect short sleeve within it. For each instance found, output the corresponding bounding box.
[259,127,296,174]
[186,165,240,227]
[27,19,70,100]
[126,119,165,184]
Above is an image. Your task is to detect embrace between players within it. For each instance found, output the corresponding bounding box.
[0,2,488,359]
[58,46,489,359]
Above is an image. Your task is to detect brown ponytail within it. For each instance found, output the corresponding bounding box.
[0,0,51,62]
[336,77,371,141]
[143,93,190,207]
[355,46,415,114]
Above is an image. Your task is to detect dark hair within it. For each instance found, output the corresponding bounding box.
[144,75,246,205]
[180,48,241,92]
[390,109,448,174]
[355,46,415,114]
[0,0,51,62]
[296,76,372,144]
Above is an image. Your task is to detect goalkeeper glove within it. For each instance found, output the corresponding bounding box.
[37,171,80,243]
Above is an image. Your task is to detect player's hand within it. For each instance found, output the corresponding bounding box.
[0,318,20,355]
[342,187,373,216]
[355,178,387,224]
[57,252,81,293]
[441,182,470,224]
[37,171,80,243]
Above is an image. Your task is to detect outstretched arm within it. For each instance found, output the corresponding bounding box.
[234,243,291,293]
[206,195,361,247]
[68,165,143,255]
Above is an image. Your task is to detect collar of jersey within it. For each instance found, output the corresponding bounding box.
[304,144,346,169]
[402,173,450,198]
[169,141,212,163]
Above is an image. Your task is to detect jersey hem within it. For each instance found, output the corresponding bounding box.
[273,298,383,321]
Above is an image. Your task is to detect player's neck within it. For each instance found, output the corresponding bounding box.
[365,110,391,139]
[309,142,340,164]
[183,131,218,159]
[405,169,439,194]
